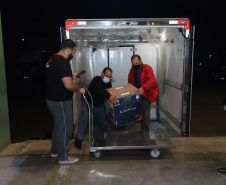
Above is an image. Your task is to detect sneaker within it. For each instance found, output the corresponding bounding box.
[50,153,58,158]
[74,138,82,150]
[58,157,79,164]
[217,168,226,173]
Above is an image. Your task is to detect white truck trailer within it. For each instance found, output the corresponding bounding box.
[62,18,195,158]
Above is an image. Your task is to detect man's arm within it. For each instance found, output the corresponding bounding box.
[89,78,111,100]
[62,77,85,94]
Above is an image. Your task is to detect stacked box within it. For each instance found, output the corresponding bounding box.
[105,84,142,126]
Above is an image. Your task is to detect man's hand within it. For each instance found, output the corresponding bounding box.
[136,88,144,95]
[72,72,79,79]
[72,72,83,80]
[79,88,85,94]
[223,105,226,111]
[109,95,117,103]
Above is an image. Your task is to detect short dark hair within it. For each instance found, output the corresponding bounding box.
[102,67,113,74]
[131,54,141,61]
[60,39,76,50]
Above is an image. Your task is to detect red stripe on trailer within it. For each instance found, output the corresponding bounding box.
[65,21,78,31]
[186,21,190,30]
[178,20,187,25]
[178,20,190,30]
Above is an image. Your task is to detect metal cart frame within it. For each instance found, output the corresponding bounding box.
[83,88,176,159]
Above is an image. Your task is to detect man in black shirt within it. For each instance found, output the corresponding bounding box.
[74,67,117,150]
[45,39,85,164]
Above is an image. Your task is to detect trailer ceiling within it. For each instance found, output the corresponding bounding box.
[69,27,183,50]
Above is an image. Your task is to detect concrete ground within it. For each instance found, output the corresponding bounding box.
[1,137,226,185]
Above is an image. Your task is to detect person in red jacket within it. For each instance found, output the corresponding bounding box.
[128,54,159,132]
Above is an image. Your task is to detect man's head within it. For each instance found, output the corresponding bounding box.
[101,67,113,83]
[59,39,76,60]
[131,54,142,71]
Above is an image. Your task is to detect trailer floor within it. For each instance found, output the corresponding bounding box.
[105,121,181,137]
[1,137,226,185]
[91,121,179,148]
[91,122,176,153]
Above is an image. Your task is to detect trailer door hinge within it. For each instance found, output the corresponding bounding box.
[185,86,189,92]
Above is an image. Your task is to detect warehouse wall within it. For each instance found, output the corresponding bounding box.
[0,12,11,151]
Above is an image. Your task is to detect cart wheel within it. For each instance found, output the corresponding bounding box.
[150,149,160,158]
[94,151,102,159]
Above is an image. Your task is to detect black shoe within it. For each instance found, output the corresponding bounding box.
[217,168,226,173]
[74,138,82,150]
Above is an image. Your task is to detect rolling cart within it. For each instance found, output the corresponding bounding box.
[83,88,176,159]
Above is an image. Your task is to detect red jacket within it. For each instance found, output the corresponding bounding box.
[128,63,159,103]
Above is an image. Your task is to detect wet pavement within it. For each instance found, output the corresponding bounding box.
[1,138,226,185]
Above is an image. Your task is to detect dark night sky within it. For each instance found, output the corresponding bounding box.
[0,0,225,62]
[1,0,226,141]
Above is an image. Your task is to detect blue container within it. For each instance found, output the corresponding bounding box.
[105,84,142,126]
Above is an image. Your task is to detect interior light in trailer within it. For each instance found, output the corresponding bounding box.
[161,32,166,41]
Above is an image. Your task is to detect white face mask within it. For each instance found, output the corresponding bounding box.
[102,76,110,83]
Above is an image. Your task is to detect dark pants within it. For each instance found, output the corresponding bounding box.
[46,99,73,160]
[76,100,107,139]
[141,96,151,130]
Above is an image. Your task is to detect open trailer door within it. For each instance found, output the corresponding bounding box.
[157,22,195,137]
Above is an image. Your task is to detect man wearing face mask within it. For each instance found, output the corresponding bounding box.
[45,39,85,164]
[128,54,159,132]
[74,67,117,150]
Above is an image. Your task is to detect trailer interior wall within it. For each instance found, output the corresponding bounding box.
[67,22,192,135]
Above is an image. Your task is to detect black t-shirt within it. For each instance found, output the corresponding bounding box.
[86,76,112,106]
[45,54,73,101]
